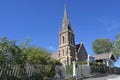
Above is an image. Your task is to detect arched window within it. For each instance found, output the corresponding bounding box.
[63,49,64,56]
[71,36,73,44]
[70,35,74,44]
[67,47,68,56]
[69,35,72,44]
[62,36,65,44]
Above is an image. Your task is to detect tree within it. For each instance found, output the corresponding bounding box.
[113,33,120,58]
[0,37,62,79]
[26,46,51,64]
[0,37,23,67]
[93,38,113,54]
[0,37,24,79]
[26,46,61,78]
[19,38,62,79]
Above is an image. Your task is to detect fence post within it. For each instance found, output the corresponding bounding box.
[73,61,77,80]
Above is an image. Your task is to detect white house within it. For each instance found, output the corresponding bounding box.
[94,52,117,67]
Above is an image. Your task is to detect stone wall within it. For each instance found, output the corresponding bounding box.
[53,65,66,80]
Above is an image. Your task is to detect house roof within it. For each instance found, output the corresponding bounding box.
[76,41,85,53]
[51,52,59,60]
[76,44,80,52]
[94,52,115,60]
[75,41,88,61]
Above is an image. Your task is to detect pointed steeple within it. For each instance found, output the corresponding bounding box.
[63,4,69,22]
[61,4,72,31]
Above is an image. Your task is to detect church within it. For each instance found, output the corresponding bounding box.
[51,5,88,65]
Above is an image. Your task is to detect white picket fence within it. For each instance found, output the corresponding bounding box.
[0,65,18,77]
[0,64,65,80]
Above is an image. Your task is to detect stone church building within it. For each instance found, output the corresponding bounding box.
[51,6,88,65]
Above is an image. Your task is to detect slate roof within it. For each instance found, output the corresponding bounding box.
[76,41,85,52]
[75,41,88,61]
[76,44,80,52]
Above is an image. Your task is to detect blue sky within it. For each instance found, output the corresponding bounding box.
[0,0,120,67]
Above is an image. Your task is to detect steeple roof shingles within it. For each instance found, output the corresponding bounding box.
[61,5,72,31]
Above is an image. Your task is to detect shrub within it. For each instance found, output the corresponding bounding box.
[90,62,107,74]
[76,60,87,65]
[66,65,73,77]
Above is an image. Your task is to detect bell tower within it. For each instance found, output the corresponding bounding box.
[58,5,76,65]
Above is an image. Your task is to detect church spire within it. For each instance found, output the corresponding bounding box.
[62,4,72,31]
[63,4,69,22]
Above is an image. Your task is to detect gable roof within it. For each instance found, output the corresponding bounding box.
[94,52,116,60]
[76,44,80,52]
[76,41,87,53]
[76,41,88,61]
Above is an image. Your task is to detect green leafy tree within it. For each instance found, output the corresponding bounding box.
[113,33,120,58]
[0,37,61,79]
[0,37,22,66]
[26,46,57,78]
[19,38,62,79]
[0,37,24,79]
[93,38,113,54]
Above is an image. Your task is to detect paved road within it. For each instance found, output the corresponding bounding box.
[84,74,120,80]
[107,77,120,80]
